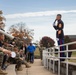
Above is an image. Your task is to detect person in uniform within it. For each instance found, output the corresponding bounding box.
[19,50,31,68]
[53,14,66,61]
[20,43,28,61]
[9,46,31,71]
[0,33,7,74]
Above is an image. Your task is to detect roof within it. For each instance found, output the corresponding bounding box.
[66,35,76,39]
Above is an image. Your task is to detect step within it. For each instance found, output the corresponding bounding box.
[6,65,16,75]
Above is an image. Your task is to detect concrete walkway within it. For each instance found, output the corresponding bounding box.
[16,59,56,75]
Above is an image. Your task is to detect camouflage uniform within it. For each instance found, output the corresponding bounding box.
[3,46,14,51]
[15,52,23,71]
[0,50,7,74]
[15,52,31,70]
[0,51,4,68]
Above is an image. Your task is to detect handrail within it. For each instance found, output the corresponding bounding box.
[43,41,76,75]
[44,50,76,54]
[46,41,76,50]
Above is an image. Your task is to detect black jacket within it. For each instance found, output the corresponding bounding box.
[20,46,27,55]
[53,20,64,39]
[0,41,3,47]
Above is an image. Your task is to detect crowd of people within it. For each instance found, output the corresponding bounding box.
[0,30,36,74]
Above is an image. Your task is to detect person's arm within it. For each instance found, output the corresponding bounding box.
[58,30,61,35]
[26,46,29,54]
[58,21,64,30]
[58,21,64,35]
[27,46,29,52]
[15,53,20,59]
[0,47,11,54]
[34,46,36,51]
[53,20,58,30]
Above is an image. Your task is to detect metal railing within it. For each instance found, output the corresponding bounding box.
[42,41,76,75]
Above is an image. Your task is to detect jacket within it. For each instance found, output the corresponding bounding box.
[53,19,64,39]
[27,45,36,53]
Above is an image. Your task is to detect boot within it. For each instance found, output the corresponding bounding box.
[24,63,31,68]
[22,60,31,68]
[0,52,7,74]
[17,66,23,71]
[26,65,31,68]
[0,69,7,74]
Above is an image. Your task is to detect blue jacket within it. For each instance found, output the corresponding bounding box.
[27,45,36,53]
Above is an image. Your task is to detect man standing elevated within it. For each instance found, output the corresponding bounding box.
[53,14,66,61]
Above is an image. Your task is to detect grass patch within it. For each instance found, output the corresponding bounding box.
[34,48,40,56]
[72,51,76,57]
[34,48,76,62]
[69,51,76,63]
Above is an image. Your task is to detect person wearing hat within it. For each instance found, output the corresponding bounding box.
[53,14,66,61]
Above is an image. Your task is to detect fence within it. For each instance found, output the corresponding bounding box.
[42,41,76,75]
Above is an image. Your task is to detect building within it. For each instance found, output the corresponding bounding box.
[67,35,76,41]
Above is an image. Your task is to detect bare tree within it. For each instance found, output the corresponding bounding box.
[9,22,34,43]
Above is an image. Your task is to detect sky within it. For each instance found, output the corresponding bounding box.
[0,0,76,44]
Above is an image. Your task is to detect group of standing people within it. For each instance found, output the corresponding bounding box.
[20,43,36,63]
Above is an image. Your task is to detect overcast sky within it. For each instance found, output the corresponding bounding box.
[0,0,76,44]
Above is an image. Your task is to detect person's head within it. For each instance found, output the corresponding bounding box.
[30,43,32,46]
[23,43,27,47]
[19,50,23,54]
[14,46,19,53]
[56,14,62,20]
[0,33,5,41]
